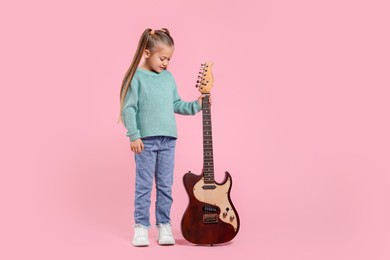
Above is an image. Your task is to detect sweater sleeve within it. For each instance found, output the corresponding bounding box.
[173,86,202,115]
[122,79,141,140]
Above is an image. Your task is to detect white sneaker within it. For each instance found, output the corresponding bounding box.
[157,223,175,245]
[132,224,149,247]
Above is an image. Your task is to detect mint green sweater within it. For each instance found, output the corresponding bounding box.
[122,68,202,141]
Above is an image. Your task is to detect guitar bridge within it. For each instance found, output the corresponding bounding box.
[203,214,218,224]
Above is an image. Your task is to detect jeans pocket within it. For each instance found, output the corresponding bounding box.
[167,137,177,148]
[142,137,155,150]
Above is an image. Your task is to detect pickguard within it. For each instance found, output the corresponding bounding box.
[193,177,238,231]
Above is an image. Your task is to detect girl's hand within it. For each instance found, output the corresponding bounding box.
[198,95,212,107]
[130,139,144,153]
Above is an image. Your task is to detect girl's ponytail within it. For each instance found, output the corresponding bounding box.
[118,28,152,123]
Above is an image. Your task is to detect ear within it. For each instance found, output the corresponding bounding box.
[144,49,151,58]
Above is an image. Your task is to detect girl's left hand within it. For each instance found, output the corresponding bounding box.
[198,95,212,107]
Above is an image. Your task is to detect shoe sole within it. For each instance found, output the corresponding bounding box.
[158,240,175,246]
[133,243,149,247]
[132,241,150,247]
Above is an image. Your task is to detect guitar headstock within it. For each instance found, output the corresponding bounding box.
[195,62,214,94]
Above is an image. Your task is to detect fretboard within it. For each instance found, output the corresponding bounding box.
[202,95,215,183]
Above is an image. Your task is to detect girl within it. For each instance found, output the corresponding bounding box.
[119,28,207,247]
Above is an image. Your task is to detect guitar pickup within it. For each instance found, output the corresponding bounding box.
[202,185,216,190]
[203,204,218,213]
[203,214,218,224]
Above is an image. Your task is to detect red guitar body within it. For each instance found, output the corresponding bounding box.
[181,170,239,245]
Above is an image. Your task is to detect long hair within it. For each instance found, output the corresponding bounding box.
[118,28,174,123]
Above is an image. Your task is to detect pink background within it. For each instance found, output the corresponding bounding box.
[1,0,389,259]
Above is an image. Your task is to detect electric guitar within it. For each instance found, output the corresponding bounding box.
[181,62,240,245]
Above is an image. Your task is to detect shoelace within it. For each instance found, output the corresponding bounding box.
[159,224,172,235]
[135,226,148,237]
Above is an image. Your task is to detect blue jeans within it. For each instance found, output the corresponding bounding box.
[134,136,177,227]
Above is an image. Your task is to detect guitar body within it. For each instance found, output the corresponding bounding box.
[181,170,240,245]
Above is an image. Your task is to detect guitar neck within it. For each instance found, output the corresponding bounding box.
[202,94,215,183]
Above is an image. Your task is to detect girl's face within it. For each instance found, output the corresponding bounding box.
[142,45,174,73]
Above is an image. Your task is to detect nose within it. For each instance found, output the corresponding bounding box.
[163,60,169,66]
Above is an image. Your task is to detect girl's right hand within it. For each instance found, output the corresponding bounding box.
[130,139,144,153]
